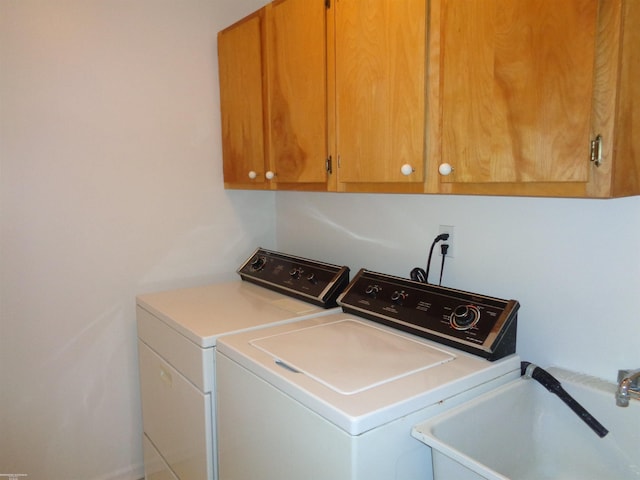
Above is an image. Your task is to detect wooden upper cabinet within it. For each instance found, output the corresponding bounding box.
[427,0,640,197]
[219,0,640,197]
[266,0,328,187]
[218,9,268,188]
[331,0,428,191]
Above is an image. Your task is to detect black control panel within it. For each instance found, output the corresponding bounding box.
[237,248,350,308]
[338,269,519,360]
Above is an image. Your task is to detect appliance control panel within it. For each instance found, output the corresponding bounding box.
[338,269,519,360]
[238,248,350,308]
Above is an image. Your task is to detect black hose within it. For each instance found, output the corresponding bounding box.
[521,362,609,438]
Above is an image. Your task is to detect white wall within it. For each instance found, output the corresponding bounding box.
[275,192,640,380]
[0,1,271,479]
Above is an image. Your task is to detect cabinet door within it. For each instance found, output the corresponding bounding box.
[218,9,268,188]
[267,0,328,186]
[334,0,427,186]
[437,0,599,185]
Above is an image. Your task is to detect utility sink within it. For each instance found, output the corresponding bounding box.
[412,367,640,480]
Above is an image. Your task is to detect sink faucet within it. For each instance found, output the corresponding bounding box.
[616,369,640,407]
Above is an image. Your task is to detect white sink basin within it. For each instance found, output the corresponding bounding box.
[412,367,640,480]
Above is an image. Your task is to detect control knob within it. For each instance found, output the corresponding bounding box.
[306,272,318,284]
[250,256,266,272]
[390,290,408,305]
[450,305,480,330]
[365,284,382,298]
[289,267,303,279]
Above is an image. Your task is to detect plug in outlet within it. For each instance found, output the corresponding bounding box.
[439,225,455,258]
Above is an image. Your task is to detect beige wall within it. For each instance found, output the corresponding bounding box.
[0,1,271,478]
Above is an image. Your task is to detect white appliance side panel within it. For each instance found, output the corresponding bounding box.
[137,306,214,392]
[143,434,179,480]
[139,341,213,480]
[216,352,353,480]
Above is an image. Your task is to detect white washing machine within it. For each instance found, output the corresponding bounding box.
[136,248,349,480]
[216,268,521,480]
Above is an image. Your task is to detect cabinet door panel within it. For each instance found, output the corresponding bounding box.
[440,0,598,184]
[268,0,327,184]
[218,12,267,186]
[335,0,426,184]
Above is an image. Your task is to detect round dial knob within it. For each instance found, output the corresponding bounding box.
[289,267,303,279]
[400,164,414,176]
[390,290,408,305]
[306,272,318,284]
[438,163,453,176]
[248,170,258,180]
[265,170,275,180]
[365,284,382,298]
[450,305,480,330]
[250,256,266,271]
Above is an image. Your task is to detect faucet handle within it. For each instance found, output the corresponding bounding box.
[618,369,640,387]
[616,369,640,407]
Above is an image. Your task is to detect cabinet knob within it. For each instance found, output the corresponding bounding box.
[438,163,453,176]
[265,171,275,180]
[400,164,414,176]
[248,171,258,180]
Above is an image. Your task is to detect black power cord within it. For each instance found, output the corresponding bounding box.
[439,243,449,285]
[410,233,449,284]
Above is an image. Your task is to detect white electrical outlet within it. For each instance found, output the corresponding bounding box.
[438,225,455,258]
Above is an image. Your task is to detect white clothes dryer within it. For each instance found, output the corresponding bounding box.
[136,248,349,480]
[216,268,521,480]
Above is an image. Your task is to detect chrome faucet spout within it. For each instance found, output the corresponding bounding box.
[616,368,640,407]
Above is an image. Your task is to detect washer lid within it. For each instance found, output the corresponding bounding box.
[250,319,455,395]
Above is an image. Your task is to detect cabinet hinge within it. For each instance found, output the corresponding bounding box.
[325,0,330,9]
[590,135,603,167]
[326,155,333,174]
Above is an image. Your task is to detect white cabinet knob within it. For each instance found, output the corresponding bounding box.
[400,164,414,176]
[248,171,257,180]
[438,163,453,176]
[265,171,275,180]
